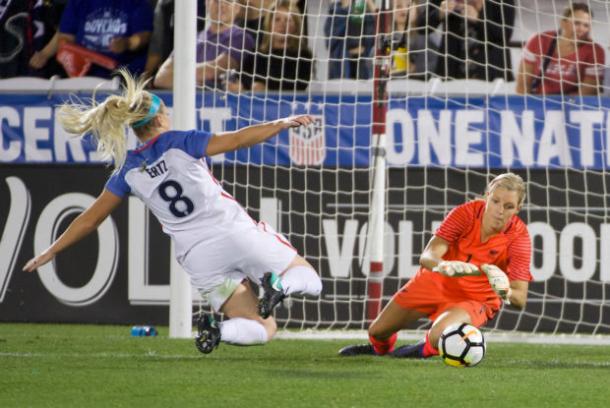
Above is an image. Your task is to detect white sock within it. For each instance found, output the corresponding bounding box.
[280,266,322,296]
[219,318,268,345]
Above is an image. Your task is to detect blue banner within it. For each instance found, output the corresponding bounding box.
[1,92,609,169]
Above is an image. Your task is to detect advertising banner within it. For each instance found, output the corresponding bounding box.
[2,93,610,169]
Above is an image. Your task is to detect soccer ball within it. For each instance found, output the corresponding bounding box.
[438,323,486,367]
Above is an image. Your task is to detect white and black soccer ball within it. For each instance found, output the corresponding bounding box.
[438,323,486,367]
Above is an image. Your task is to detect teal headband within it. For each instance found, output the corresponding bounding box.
[132,94,162,128]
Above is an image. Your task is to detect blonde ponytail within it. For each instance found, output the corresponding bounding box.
[57,69,156,171]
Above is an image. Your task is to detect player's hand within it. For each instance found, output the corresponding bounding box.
[433,261,480,277]
[275,115,314,129]
[22,251,55,273]
[481,264,511,300]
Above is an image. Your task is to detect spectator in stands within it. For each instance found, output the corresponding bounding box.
[238,0,274,47]
[27,1,67,78]
[144,0,206,80]
[249,0,312,92]
[0,0,66,78]
[0,1,29,78]
[31,0,153,78]
[234,0,272,90]
[154,0,254,91]
[29,32,62,76]
[516,3,605,96]
[325,0,376,80]
[422,0,515,81]
[390,0,437,80]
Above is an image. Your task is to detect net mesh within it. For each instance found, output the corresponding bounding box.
[195,0,610,336]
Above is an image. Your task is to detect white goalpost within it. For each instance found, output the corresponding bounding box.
[173,0,610,344]
[169,0,196,338]
[366,0,391,324]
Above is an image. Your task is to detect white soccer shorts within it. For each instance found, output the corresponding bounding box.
[179,221,297,311]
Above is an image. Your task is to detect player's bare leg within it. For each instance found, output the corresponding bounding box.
[258,255,322,318]
[369,300,427,339]
[339,299,425,356]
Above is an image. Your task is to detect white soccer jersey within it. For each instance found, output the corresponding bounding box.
[106,130,256,259]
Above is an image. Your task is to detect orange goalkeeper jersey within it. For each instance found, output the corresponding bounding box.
[431,200,532,297]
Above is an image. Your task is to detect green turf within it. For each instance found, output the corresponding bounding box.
[1,324,609,407]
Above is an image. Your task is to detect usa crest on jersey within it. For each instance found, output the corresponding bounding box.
[289,115,325,166]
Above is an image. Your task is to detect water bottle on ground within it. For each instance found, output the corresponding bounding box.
[131,326,158,337]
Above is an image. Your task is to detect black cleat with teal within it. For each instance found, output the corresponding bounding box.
[338,343,376,356]
[258,272,286,319]
[195,314,221,354]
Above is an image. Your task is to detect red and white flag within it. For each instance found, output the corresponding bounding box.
[289,115,325,166]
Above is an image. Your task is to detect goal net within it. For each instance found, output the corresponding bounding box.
[192,0,610,337]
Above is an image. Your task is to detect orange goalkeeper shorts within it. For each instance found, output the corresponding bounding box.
[392,269,502,328]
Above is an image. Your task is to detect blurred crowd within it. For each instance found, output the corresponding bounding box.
[0,0,606,95]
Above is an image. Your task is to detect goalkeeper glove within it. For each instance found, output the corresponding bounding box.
[433,261,480,277]
[481,264,511,301]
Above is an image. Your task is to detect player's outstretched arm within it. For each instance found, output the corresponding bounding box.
[22,190,123,273]
[206,115,314,156]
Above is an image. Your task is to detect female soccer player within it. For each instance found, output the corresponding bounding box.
[23,69,322,354]
[339,173,531,358]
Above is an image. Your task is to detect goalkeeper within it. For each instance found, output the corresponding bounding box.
[339,173,532,358]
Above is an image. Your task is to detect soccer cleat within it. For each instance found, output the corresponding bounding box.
[391,341,426,358]
[338,343,376,356]
[195,314,221,354]
[258,272,286,319]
